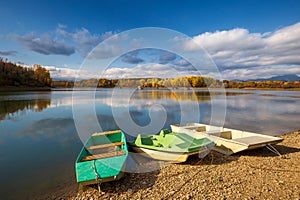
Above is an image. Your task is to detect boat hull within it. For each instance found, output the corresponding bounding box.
[171,123,283,155]
[128,129,214,163]
[129,146,209,163]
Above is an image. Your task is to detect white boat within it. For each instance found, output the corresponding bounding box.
[171,123,283,155]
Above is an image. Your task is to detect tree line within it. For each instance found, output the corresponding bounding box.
[52,77,300,89]
[223,80,300,89]
[0,58,52,87]
[52,76,222,88]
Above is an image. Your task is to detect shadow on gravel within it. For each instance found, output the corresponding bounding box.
[97,151,239,193]
[76,170,159,198]
[182,151,239,166]
[94,153,161,194]
[98,170,160,194]
[234,144,300,157]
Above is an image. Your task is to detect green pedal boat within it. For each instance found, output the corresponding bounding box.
[128,129,214,163]
[75,130,128,190]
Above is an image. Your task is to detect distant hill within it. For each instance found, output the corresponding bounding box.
[249,74,300,82]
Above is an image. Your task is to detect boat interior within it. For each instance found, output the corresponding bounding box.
[136,129,213,152]
[172,123,283,145]
[79,130,127,162]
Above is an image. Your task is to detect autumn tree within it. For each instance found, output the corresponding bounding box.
[0,58,52,87]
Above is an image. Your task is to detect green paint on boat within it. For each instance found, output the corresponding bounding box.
[129,129,214,153]
[75,130,128,184]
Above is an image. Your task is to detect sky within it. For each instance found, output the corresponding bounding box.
[1,0,300,80]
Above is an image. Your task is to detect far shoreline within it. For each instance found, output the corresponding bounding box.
[1,86,300,92]
[224,87,300,91]
[53,87,300,91]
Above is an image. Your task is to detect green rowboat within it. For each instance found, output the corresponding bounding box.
[128,129,214,163]
[75,130,128,190]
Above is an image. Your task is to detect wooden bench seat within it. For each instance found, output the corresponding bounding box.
[207,131,232,139]
[86,142,124,150]
[81,150,126,161]
[92,130,121,137]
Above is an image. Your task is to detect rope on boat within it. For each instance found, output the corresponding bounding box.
[266,144,283,157]
[93,160,102,192]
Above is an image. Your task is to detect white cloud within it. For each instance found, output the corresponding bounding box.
[184,28,264,52]
[86,33,132,59]
[101,63,198,79]
[56,25,119,57]
[43,66,97,80]
[87,40,123,59]
[182,22,300,70]
[15,63,99,80]
[14,25,119,57]
[174,59,190,66]
[100,62,220,79]
[221,65,300,80]
[15,33,75,56]
[0,50,17,56]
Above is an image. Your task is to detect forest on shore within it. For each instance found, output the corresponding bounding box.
[0,58,52,87]
[52,77,300,89]
[52,76,221,88]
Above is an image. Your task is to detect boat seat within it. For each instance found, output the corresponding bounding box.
[92,130,121,137]
[231,136,280,146]
[184,126,206,132]
[81,150,126,161]
[208,131,232,139]
[140,136,154,145]
[86,142,124,150]
[195,126,206,132]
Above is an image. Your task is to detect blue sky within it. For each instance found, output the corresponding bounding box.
[1,0,300,80]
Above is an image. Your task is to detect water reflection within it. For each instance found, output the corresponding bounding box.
[225,94,300,135]
[131,89,212,102]
[0,99,50,120]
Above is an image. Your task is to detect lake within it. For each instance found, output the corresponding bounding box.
[0,88,299,199]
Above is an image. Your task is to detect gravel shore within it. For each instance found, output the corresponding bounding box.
[69,131,300,200]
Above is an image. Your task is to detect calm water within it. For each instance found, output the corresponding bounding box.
[0,89,300,199]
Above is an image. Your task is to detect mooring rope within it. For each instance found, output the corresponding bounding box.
[93,160,102,192]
